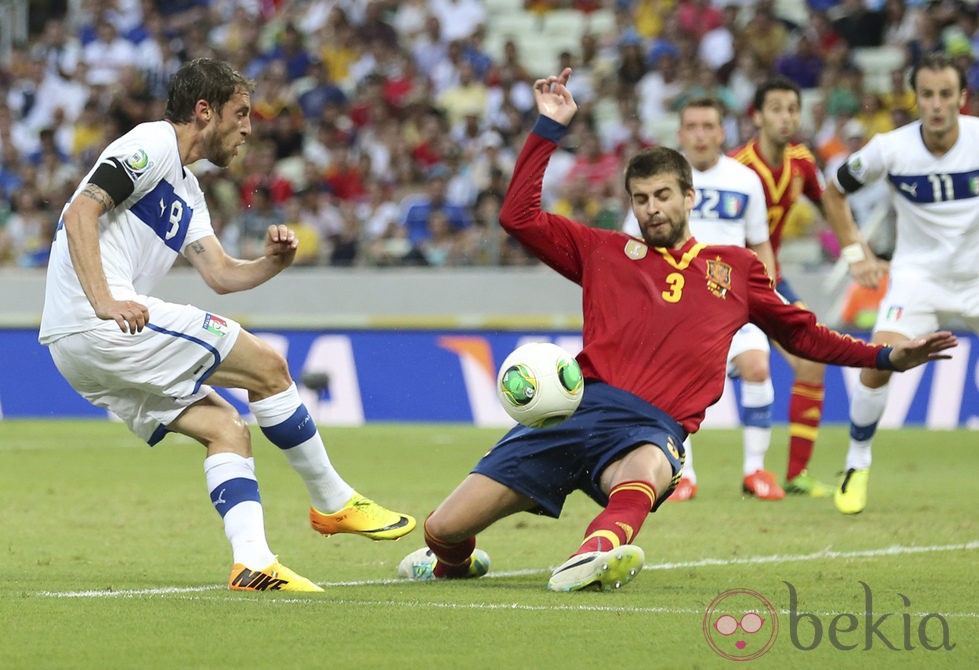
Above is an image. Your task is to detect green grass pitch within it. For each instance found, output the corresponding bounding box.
[1,420,976,669]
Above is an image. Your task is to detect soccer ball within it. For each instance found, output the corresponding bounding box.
[496,342,584,428]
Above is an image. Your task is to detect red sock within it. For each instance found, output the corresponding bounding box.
[424,515,476,579]
[787,381,824,480]
[574,481,656,556]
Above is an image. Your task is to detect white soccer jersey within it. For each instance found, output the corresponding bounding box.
[39,121,214,343]
[623,155,769,248]
[834,116,979,280]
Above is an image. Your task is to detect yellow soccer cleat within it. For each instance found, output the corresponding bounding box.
[547,545,645,592]
[228,560,323,592]
[310,493,416,540]
[835,468,870,514]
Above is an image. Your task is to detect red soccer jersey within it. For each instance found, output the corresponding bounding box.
[502,128,883,434]
[729,139,823,260]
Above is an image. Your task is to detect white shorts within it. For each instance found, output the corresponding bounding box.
[48,297,241,444]
[874,270,979,338]
[726,323,770,377]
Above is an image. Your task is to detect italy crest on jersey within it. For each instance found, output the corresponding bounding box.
[203,313,229,336]
[706,258,732,298]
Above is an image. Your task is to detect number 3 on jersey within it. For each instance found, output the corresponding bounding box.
[662,272,684,303]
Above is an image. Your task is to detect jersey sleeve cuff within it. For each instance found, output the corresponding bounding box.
[532,116,569,143]
[876,346,897,370]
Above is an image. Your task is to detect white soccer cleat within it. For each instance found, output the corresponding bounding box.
[547,545,645,592]
[397,546,490,581]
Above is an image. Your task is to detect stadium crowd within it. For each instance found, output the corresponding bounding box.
[0,0,976,269]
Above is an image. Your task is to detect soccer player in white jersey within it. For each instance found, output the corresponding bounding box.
[624,97,785,500]
[823,52,979,514]
[38,58,415,592]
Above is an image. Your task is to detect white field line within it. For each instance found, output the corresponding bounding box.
[35,539,979,617]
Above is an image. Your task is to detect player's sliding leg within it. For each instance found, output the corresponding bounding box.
[547,480,654,592]
[783,358,833,497]
[549,443,675,592]
[668,437,697,501]
[836,364,895,514]
[248,382,415,540]
[399,473,535,581]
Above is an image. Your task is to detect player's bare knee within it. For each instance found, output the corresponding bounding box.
[860,367,892,389]
[423,510,458,543]
[249,351,294,398]
[739,361,770,383]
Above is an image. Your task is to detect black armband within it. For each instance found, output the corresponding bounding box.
[88,157,136,206]
[836,162,864,194]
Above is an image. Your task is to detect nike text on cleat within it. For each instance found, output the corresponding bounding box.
[547,545,645,592]
[310,493,416,541]
[228,561,323,592]
[742,469,785,500]
[835,468,870,514]
[397,547,491,581]
[784,469,833,497]
[668,477,697,502]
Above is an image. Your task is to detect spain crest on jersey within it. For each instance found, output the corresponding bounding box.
[706,258,732,298]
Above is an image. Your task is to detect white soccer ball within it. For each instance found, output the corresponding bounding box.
[496,342,584,428]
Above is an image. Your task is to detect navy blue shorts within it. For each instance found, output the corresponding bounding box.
[472,381,687,518]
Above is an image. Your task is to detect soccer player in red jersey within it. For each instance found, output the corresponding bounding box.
[396,69,954,592]
[729,77,885,497]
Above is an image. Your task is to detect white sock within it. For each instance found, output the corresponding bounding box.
[740,380,774,476]
[204,453,275,568]
[742,427,770,476]
[680,436,697,484]
[250,383,354,513]
[846,381,890,470]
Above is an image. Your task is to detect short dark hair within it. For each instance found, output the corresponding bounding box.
[680,96,726,123]
[910,51,967,91]
[624,146,693,195]
[164,58,253,124]
[753,75,801,112]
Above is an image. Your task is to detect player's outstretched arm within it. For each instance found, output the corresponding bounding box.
[185,224,298,294]
[885,331,958,371]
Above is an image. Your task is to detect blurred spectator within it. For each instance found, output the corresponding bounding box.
[677,0,723,41]
[430,0,487,43]
[234,185,286,259]
[437,62,489,128]
[5,186,53,267]
[741,3,789,70]
[239,141,295,207]
[297,62,349,121]
[33,17,82,78]
[832,0,885,48]
[411,14,449,77]
[323,144,368,201]
[699,4,740,72]
[775,33,826,90]
[399,166,472,246]
[82,19,138,87]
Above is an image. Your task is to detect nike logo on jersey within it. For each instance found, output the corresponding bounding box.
[898,182,917,197]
